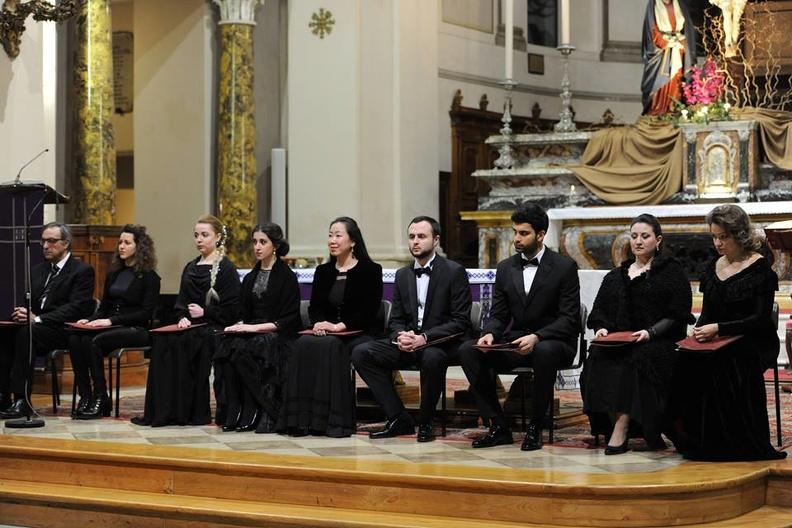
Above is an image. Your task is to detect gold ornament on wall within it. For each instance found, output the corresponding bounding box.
[0,0,82,59]
[309,8,334,39]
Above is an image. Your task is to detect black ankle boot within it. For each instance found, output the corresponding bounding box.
[76,392,110,420]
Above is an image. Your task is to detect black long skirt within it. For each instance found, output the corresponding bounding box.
[668,343,786,461]
[581,341,674,448]
[139,325,217,426]
[279,334,372,437]
[214,332,290,432]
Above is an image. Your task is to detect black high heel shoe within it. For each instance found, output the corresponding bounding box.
[76,393,110,420]
[236,410,261,432]
[604,438,629,455]
[221,409,242,432]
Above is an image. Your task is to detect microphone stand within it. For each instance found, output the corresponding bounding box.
[5,192,48,429]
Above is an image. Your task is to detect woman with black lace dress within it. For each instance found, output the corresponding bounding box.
[669,205,786,461]
[214,224,300,433]
[582,214,693,454]
[131,215,240,427]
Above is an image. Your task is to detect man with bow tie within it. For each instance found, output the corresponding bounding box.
[0,222,95,419]
[459,204,580,451]
[352,216,471,442]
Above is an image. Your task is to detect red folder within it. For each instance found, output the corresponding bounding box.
[150,322,208,334]
[0,321,25,327]
[475,342,520,352]
[593,331,639,345]
[676,335,742,352]
[298,329,363,337]
[66,322,121,331]
[216,328,274,336]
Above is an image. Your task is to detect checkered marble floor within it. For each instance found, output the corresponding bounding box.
[0,389,686,475]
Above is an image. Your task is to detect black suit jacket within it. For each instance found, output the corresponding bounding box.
[32,254,96,326]
[93,268,161,327]
[309,258,383,334]
[483,248,580,346]
[239,258,301,336]
[388,255,471,342]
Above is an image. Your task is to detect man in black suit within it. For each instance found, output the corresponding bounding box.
[459,204,580,451]
[352,216,471,442]
[0,222,95,418]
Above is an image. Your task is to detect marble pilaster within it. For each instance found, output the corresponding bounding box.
[213,0,261,264]
[72,0,116,224]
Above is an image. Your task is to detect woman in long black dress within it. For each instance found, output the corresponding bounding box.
[582,214,692,454]
[280,217,383,438]
[214,223,300,433]
[131,215,240,427]
[69,224,161,419]
[670,205,787,461]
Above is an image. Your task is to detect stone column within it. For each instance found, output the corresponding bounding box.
[213,0,261,265]
[72,0,116,224]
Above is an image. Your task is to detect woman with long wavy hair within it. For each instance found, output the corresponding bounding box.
[69,224,161,419]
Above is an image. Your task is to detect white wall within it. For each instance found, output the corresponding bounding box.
[134,0,214,292]
[0,20,59,219]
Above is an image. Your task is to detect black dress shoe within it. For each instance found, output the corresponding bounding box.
[130,416,150,426]
[0,399,31,419]
[369,416,415,439]
[76,393,110,420]
[416,423,435,443]
[472,425,513,448]
[604,439,629,455]
[73,396,92,418]
[520,422,544,451]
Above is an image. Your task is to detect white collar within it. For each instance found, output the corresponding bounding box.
[51,252,71,271]
[521,245,546,264]
[414,253,437,270]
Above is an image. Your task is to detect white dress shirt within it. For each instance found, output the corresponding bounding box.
[521,246,545,295]
[414,254,436,330]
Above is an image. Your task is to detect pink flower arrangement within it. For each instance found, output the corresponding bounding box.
[682,59,724,105]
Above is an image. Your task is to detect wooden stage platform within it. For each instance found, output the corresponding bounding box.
[0,435,790,528]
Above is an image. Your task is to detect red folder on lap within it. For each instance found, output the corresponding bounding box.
[66,322,121,331]
[593,331,639,345]
[0,321,25,327]
[676,335,742,352]
[150,323,208,334]
[474,342,520,352]
[216,328,274,336]
[298,329,364,337]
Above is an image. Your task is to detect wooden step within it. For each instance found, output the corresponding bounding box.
[0,436,790,527]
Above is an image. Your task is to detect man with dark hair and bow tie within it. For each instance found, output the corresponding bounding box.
[0,222,95,418]
[459,204,580,451]
[352,216,471,442]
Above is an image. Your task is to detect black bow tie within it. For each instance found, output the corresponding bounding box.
[414,266,432,278]
[522,257,540,267]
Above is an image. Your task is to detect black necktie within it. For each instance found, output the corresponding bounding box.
[41,264,59,307]
[414,266,432,278]
[523,257,540,268]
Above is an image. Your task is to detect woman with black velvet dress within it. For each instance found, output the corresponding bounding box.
[214,223,300,433]
[280,217,383,438]
[131,215,240,427]
[69,224,160,419]
[582,214,693,454]
[669,205,787,461]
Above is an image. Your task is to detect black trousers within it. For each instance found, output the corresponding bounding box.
[0,324,69,396]
[351,338,459,424]
[68,327,149,396]
[458,335,575,427]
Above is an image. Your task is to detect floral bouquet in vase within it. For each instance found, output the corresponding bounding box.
[674,59,732,124]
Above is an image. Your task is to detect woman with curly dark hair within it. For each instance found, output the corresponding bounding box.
[581,214,693,453]
[69,224,161,419]
[669,205,786,461]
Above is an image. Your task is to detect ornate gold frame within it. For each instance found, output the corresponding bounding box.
[0,0,82,59]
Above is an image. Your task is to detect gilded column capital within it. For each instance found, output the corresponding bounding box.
[212,0,263,25]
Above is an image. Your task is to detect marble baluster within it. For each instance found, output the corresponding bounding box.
[72,0,116,224]
[213,0,262,264]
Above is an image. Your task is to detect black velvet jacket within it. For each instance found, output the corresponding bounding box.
[92,268,161,327]
[173,256,241,327]
[308,258,383,334]
[239,258,301,336]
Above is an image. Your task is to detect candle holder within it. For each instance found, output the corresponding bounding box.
[554,44,577,133]
[494,79,518,170]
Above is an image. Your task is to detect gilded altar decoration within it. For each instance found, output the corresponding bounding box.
[0,0,81,59]
[309,8,334,39]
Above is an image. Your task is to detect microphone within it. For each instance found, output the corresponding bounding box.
[14,149,49,184]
